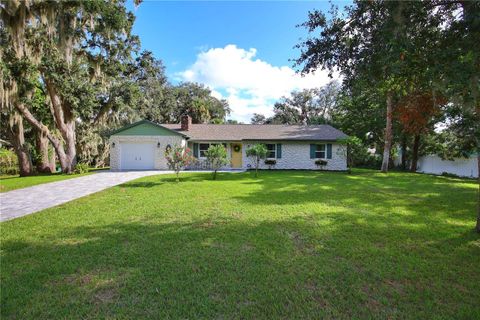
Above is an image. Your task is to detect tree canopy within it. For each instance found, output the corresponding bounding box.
[251,81,340,125]
[294,0,479,231]
[1,0,229,173]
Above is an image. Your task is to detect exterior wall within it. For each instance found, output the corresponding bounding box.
[417,155,478,178]
[187,141,233,169]
[109,135,185,170]
[110,137,347,171]
[242,141,347,171]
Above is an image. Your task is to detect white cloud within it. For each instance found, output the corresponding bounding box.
[177,44,336,123]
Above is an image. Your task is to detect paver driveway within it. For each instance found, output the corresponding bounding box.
[0,171,169,222]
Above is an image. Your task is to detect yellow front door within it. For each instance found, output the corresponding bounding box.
[231,143,242,168]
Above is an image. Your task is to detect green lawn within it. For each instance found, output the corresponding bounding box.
[1,170,479,319]
[0,168,108,192]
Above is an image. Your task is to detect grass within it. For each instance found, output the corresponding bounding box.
[1,169,479,319]
[0,168,107,193]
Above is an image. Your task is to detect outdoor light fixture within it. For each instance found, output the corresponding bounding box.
[112,142,115,148]
[157,142,161,148]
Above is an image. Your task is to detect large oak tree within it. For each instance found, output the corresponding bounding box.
[1,0,140,173]
[295,0,479,231]
[294,1,441,172]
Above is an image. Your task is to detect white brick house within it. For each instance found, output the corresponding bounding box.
[109,116,348,171]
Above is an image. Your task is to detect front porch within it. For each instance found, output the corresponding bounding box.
[187,141,244,169]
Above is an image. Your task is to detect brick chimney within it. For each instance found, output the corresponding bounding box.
[181,115,192,131]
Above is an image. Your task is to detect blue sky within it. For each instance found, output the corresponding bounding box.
[130,1,348,122]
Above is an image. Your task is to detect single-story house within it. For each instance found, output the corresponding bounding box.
[108,116,348,171]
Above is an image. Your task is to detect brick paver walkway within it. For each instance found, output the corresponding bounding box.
[0,171,169,222]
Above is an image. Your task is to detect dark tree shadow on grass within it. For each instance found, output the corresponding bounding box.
[120,172,251,188]
[2,170,478,319]
[230,170,477,222]
[1,216,479,319]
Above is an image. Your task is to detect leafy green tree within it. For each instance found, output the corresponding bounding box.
[0,111,32,176]
[250,82,340,125]
[0,147,19,175]
[205,144,228,180]
[246,144,267,178]
[30,82,56,173]
[331,81,385,154]
[172,82,230,123]
[295,1,479,230]
[78,51,169,168]
[337,136,363,173]
[434,1,480,232]
[0,5,33,176]
[132,51,171,123]
[164,145,195,182]
[395,92,444,172]
[295,1,434,172]
[263,82,341,125]
[1,0,140,173]
[0,76,55,175]
[251,113,267,124]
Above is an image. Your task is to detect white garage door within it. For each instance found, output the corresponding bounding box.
[120,143,155,170]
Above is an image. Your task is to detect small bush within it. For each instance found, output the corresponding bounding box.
[441,172,460,178]
[205,144,229,180]
[315,159,328,166]
[74,163,90,174]
[356,153,382,169]
[165,145,195,182]
[246,144,268,177]
[0,148,19,175]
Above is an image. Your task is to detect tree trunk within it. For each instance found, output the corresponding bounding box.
[14,147,31,177]
[476,154,480,233]
[5,3,76,174]
[474,68,480,230]
[410,134,420,172]
[7,114,32,176]
[401,135,407,170]
[381,92,394,173]
[60,120,76,173]
[35,131,54,173]
[345,146,349,171]
[14,101,70,173]
[44,78,77,173]
[461,0,480,233]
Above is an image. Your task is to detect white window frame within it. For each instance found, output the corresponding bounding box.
[315,144,326,159]
[266,143,277,160]
[199,143,213,159]
[198,143,226,159]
